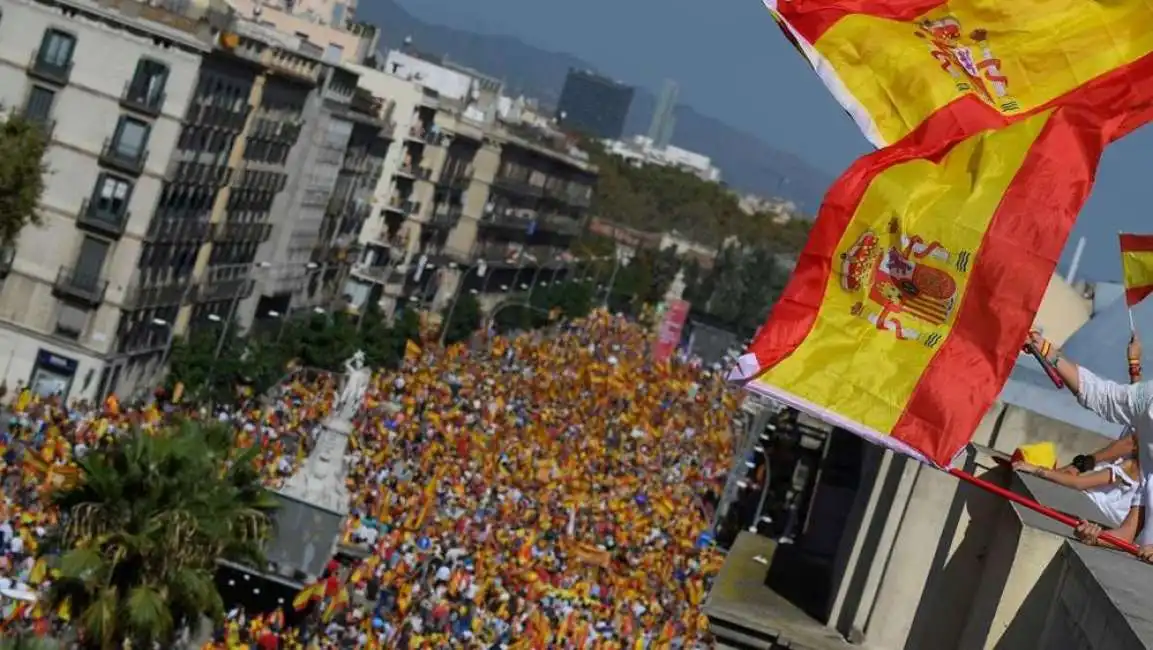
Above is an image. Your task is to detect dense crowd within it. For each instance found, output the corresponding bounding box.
[212,310,737,649]
[0,371,337,639]
[0,310,737,648]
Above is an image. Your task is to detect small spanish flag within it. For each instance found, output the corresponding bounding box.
[404,340,421,365]
[291,581,324,611]
[1120,234,1153,307]
[321,587,349,622]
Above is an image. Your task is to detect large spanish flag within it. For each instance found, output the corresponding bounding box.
[732,107,1114,466]
[767,0,1153,147]
[1121,234,1153,307]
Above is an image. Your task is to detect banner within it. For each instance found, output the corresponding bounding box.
[766,0,1153,147]
[732,108,1107,466]
[653,299,691,363]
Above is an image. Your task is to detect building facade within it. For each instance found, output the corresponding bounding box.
[603,135,721,183]
[344,53,598,318]
[555,68,633,140]
[0,0,215,400]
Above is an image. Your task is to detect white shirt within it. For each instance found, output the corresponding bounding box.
[1084,461,1142,526]
[1076,367,1153,544]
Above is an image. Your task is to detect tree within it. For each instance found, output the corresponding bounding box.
[736,248,788,336]
[645,247,682,304]
[47,420,278,649]
[706,245,747,326]
[443,292,481,344]
[0,113,49,246]
[168,323,242,404]
[0,637,61,650]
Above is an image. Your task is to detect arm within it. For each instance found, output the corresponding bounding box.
[1032,465,1115,491]
[1076,505,1142,545]
[1028,331,1150,427]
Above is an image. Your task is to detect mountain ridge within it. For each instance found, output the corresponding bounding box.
[359,0,832,212]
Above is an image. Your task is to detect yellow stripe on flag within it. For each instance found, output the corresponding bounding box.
[751,111,1049,436]
[1122,251,1153,291]
[786,0,1153,145]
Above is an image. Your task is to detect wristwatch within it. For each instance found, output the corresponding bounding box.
[1072,454,1095,473]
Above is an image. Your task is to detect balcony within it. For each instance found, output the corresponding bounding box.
[76,199,128,238]
[477,210,533,232]
[396,163,418,179]
[195,103,250,130]
[538,213,583,237]
[543,183,593,208]
[145,216,211,243]
[437,171,472,191]
[99,139,148,176]
[384,197,420,217]
[120,81,165,117]
[213,221,273,242]
[492,174,545,198]
[26,49,71,85]
[123,280,193,309]
[53,266,108,306]
[428,206,462,229]
[197,277,253,302]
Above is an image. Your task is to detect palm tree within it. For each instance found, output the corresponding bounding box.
[45,419,279,649]
[0,636,61,650]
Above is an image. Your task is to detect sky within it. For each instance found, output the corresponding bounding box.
[395,0,1153,282]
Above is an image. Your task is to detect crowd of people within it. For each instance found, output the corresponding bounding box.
[0,309,737,648]
[209,310,736,649]
[0,369,338,640]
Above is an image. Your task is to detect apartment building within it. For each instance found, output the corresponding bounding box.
[112,27,323,396]
[238,64,388,324]
[226,0,377,66]
[0,0,220,399]
[342,54,597,317]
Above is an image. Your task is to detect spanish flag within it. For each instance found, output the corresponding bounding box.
[291,581,324,611]
[767,0,1153,147]
[733,106,1136,466]
[404,340,421,365]
[1120,234,1153,307]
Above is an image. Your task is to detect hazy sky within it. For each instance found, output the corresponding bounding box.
[395,0,1153,282]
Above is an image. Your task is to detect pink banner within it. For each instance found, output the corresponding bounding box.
[653,299,691,363]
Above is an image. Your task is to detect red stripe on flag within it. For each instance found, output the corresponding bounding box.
[746,50,1153,380]
[772,0,944,43]
[1127,285,1153,308]
[1120,234,1153,253]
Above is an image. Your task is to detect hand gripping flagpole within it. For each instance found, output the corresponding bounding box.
[947,467,1141,555]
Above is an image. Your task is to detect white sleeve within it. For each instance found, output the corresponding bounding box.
[1077,367,1152,427]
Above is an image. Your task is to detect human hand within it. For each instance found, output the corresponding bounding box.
[1139,545,1153,563]
[1023,329,1044,353]
[1011,461,1040,475]
[1129,333,1142,361]
[1074,520,1102,546]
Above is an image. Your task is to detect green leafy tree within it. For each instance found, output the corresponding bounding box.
[706,245,747,327]
[736,248,788,336]
[645,247,682,304]
[359,304,400,369]
[443,292,481,345]
[168,323,242,403]
[0,112,49,246]
[0,636,62,650]
[47,420,278,649]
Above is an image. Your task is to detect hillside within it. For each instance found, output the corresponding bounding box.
[358,0,832,212]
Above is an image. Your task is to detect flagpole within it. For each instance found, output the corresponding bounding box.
[946,466,1140,555]
[1120,231,1137,333]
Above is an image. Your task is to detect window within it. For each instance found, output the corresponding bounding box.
[22,86,55,124]
[73,236,110,287]
[331,2,345,25]
[127,59,168,109]
[91,174,132,217]
[38,29,75,68]
[111,116,150,159]
[54,302,90,339]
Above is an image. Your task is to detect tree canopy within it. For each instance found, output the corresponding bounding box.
[0,112,49,247]
[584,141,812,250]
[46,419,278,649]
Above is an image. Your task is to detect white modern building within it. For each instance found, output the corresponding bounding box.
[0,0,209,400]
[603,135,721,183]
